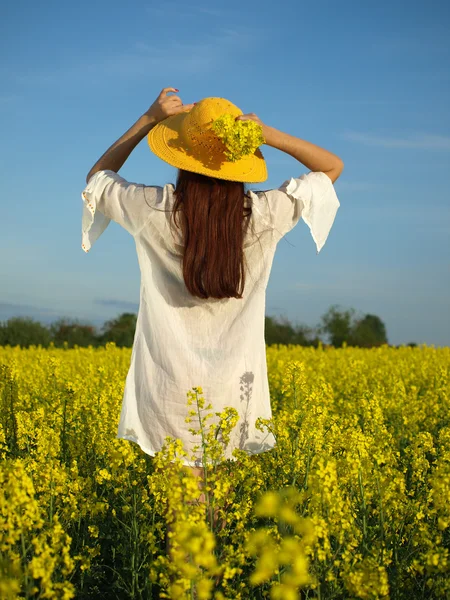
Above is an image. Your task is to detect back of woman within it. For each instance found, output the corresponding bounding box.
[81,89,343,474]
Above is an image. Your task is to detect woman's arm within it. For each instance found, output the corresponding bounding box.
[86,115,157,184]
[236,113,344,183]
[262,124,344,183]
[86,87,194,184]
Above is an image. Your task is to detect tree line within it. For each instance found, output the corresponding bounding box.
[0,305,418,349]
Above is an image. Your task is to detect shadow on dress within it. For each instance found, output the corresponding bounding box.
[120,366,276,469]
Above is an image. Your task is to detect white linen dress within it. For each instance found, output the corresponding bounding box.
[81,169,340,467]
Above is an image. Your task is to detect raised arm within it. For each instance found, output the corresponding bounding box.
[236,113,344,183]
[86,87,194,183]
[262,124,344,183]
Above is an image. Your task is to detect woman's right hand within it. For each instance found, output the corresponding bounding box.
[235,112,271,145]
[235,113,265,128]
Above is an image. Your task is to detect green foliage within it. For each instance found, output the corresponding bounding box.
[49,318,99,349]
[264,316,320,347]
[0,317,52,348]
[0,307,395,349]
[97,313,137,348]
[350,314,388,348]
[317,305,356,348]
[318,304,389,348]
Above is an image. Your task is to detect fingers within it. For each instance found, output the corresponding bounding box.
[168,95,183,105]
[163,95,184,109]
[236,113,256,120]
[166,97,195,114]
[154,87,195,118]
[159,87,194,108]
[169,103,194,116]
[159,87,178,97]
[235,113,263,126]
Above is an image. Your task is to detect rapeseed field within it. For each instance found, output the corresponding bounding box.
[0,343,449,599]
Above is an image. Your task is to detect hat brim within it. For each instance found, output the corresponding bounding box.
[147,111,268,184]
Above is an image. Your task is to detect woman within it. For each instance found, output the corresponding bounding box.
[81,87,343,523]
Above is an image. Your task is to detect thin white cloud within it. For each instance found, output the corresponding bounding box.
[13,27,254,87]
[341,131,450,150]
[334,181,378,192]
[145,2,227,18]
[94,298,139,310]
[288,265,450,306]
[345,202,450,225]
[290,283,317,291]
[290,281,349,293]
[129,28,251,75]
[369,33,450,57]
[146,2,188,17]
[320,100,416,105]
[196,7,228,16]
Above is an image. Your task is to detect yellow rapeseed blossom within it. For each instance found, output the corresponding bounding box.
[0,343,449,598]
[210,113,265,162]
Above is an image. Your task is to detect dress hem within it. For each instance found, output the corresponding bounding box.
[116,433,275,467]
[116,433,237,467]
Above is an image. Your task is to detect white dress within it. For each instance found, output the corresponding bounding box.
[81,169,340,467]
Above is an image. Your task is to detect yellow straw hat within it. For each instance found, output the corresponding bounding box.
[147,97,268,183]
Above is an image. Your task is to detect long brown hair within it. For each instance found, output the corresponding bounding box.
[171,169,253,300]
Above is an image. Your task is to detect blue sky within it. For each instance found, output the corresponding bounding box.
[1,0,449,346]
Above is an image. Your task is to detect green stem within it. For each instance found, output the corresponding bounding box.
[358,467,367,544]
[375,475,385,563]
[130,462,139,599]
[61,390,68,464]
[195,391,211,513]
[21,532,30,599]
[49,465,54,523]
[293,374,298,410]
[301,444,312,492]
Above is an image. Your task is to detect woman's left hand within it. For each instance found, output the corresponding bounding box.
[144,87,194,124]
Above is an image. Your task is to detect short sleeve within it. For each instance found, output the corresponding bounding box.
[261,171,341,254]
[81,169,158,253]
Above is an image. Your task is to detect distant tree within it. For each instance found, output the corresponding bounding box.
[265,316,296,346]
[0,317,52,348]
[49,318,99,348]
[98,312,137,347]
[318,305,389,348]
[350,314,388,347]
[317,305,356,348]
[292,323,322,347]
[265,316,320,347]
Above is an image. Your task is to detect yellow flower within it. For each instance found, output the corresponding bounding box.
[210,113,265,162]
